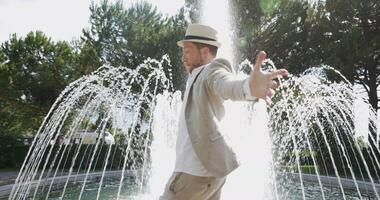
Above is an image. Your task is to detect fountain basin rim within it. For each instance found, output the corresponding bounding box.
[284,172,380,193]
[0,170,139,199]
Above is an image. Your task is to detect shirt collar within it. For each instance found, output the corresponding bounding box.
[189,64,207,77]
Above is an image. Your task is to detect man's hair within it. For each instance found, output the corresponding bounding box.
[193,42,218,57]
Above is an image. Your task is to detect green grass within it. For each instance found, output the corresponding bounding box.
[0,168,20,172]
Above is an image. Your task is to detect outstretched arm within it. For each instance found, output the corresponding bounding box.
[206,58,250,101]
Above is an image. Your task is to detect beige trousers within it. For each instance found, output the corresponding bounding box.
[159,172,226,200]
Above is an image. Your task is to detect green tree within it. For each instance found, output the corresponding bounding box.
[80,0,187,91]
[0,31,77,136]
[321,0,380,111]
[232,0,325,73]
[231,0,379,111]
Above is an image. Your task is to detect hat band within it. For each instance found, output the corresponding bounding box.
[184,35,216,41]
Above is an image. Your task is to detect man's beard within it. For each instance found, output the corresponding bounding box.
[194,63,202,68]
[194,58,204,68]
[187,61,202,72]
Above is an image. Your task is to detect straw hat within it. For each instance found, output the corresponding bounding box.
[177,24,221,48]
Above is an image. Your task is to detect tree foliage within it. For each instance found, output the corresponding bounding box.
[231,0,379,110]
[322,0,380,110]
[0,0,187,137]
[80,0,187,90]
[0,31,77,136]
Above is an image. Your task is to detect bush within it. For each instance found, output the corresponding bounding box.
[0,134,29,169]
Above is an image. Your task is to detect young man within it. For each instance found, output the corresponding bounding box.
[159,24,288,200]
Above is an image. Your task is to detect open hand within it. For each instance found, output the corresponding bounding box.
[249,51,288,104]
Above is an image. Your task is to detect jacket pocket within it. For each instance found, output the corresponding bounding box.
[169,173,187,193]
[209,130,224,142]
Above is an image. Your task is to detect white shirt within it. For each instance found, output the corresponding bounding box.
[174,65,212,176]
[174,64,255,177]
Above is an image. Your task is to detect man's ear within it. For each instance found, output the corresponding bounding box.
[200,47,209,57]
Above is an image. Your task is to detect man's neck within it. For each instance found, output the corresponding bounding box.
[189,57,214,74]
[189,65,205,75]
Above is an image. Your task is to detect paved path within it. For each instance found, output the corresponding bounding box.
[0,171,19,186]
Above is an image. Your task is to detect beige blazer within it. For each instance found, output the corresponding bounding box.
[184,58,254,178]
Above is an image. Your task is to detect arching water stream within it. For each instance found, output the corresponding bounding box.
[7,0,380,200]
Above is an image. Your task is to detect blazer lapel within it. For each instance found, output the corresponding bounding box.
[184,66,206,102]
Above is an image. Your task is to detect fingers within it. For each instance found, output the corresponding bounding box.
[265,97,272,105]
[254,51,267,72]
[265,88,275,105]
[270,81,278,90]
[266,88,275,98]
[270,68,288,79]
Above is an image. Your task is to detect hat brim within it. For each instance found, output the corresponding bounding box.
[177,39,221,48]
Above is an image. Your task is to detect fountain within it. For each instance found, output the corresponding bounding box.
[269,66,380,200]
[6,56,173,200]
[3,0,380,200]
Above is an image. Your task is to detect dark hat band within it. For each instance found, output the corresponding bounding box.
[184,35,216,41]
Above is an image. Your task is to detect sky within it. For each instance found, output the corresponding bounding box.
[0,0,185,43]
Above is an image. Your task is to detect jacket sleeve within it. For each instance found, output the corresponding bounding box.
[205,58,258,101]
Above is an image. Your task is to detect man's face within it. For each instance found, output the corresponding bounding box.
[182,41,202,73]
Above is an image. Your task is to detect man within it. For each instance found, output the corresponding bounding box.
[160,24,288,200]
